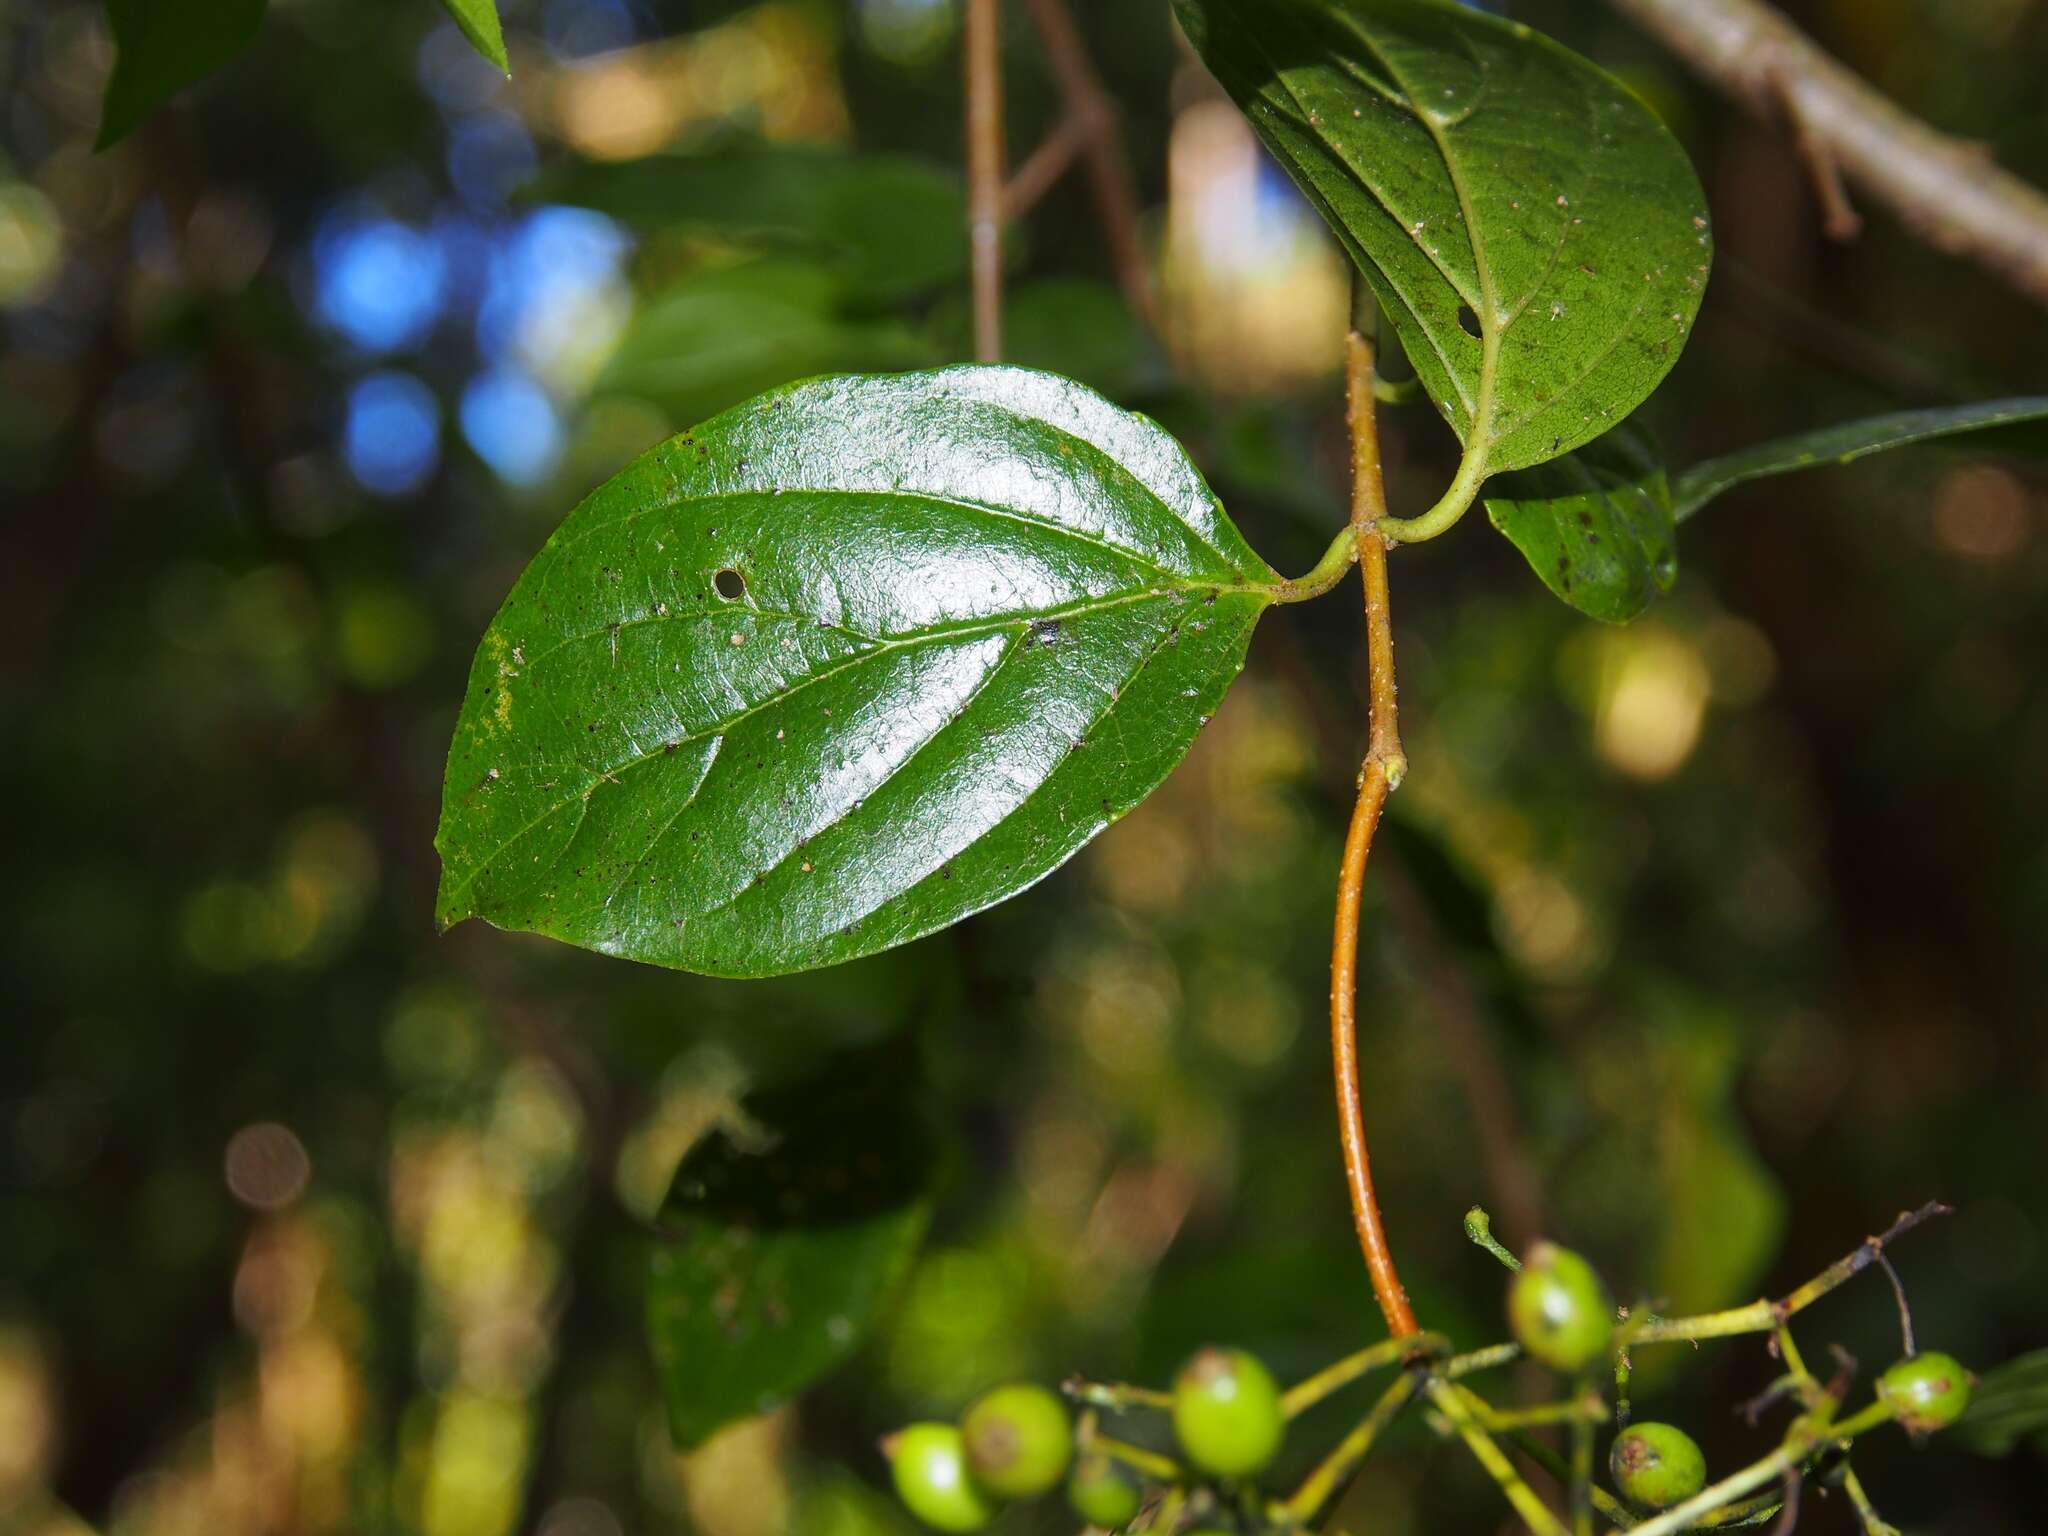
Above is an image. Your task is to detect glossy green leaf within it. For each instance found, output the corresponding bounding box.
[1671,396,2048,521]
[1485,422,1675,623]
[648,1040,934,1449]
[1954,1348,2048,1459]
[97,0,266,149]
[1173,0,1711,476]
[436,366,1281,977]
[530,146,967,304]
[439,0,509,73]
[598,260,936,428]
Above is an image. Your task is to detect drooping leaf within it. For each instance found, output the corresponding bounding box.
[97,0,267,149]
[648,1039,935,1449]
[1954,1348,2048,1459]
[1485,422,1675,623]
[1671,396,2048,521]
[438,0,509,73]
[1173,0,1711,476]
[530,146,967,304]
[598,259,936,427]
[436,367,1282,978]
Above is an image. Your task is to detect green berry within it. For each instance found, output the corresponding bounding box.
[1066,1453,1143,1528]
[1610,1422,1707,1509]
[1508,1242,1614,1373]
[1878,1352,1973,1435]
[887,1424,1001,1532]
[963,1382,1073,1500]
[1171,1346,1285,1479]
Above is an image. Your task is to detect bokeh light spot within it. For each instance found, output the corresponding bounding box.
[345,371,442,496]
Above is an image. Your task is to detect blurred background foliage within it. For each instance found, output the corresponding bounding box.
[3,1,2048,1533]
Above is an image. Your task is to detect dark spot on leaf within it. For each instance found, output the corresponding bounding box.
[714,568,747,602]
[1457,305,1482,339]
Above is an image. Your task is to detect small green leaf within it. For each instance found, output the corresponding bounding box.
[436,367,1281,978]
[439,0,510,73]
[598,260,936,428]
[1671,396,2048,521]
[530,146,968,305]
[1174,0,1711,477]
[648,1040,934,1449]
[1485,423,1675,623]
[97,0,266,149]
[1954,1348,2048,1459]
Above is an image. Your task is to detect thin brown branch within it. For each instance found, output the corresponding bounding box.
[1019,0,1158,328]
[1331,326,1419,1342]
[1779,72,1863,242]
[1004,111,1090,219]
[964,0,1006,361]
[1606,0,2048,306]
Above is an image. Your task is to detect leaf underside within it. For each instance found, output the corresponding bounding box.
[435,367,1279,978]
[1175,0,1712,474]
[1486,422,1675,623]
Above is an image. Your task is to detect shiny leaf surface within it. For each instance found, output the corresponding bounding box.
[1671,396,2048,520]
[97,0,266,149]
[436,367,1280,977]
[648,1040,933,1449]
[1486,423,1675,623]
[1173,0,1711,475]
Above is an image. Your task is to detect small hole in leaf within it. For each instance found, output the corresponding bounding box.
[713,568,747,602]
[1457,305,1482,339]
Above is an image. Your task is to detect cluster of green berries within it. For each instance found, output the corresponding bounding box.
[886,1348,1287,1531]
[1504,1241,1974,1512]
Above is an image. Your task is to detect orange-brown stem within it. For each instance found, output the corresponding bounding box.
[964,0,1005,361]
[1331,328,1419,1341]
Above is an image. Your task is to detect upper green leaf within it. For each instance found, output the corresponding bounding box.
[529,146,968,305]
[1485,422,1675,623]
[1672,396,2048,521]
[97,0,267,149]
[1174,0,1711,476]
[439,0,509,74]
[436,367,1281,978]
[648,1039,934,1449]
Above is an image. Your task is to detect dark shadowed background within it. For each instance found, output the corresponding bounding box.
[3,1,2046,1532]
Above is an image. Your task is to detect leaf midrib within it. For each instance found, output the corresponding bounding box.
[1326,6,1503,477]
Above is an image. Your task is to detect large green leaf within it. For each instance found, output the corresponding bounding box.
[598,260,936,428]
[1671,396,2048,520]
[1485,423,1675,623]
[1954,1348,2048,1459]
[1173,0,1710,477]
[97,0,266,149]
[436,367,1282,978]
[648,1040,934,1449]
[438,0,509,73]
[530,146,967,305]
